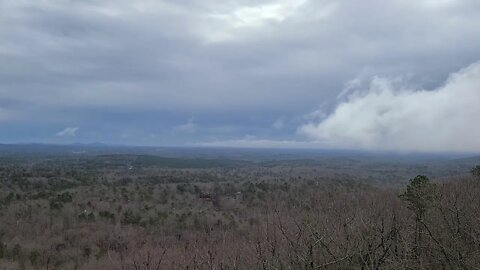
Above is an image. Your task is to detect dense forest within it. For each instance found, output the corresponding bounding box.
[0,150,480,269]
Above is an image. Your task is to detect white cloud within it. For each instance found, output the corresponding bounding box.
[272,117,285,129]
[299,61,480,152]
[204,0,322,42]
[224,0,308,28]
[56,127,79,137]
[174,118,197,133]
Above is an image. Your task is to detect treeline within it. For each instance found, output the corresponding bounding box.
[0,166,480,269]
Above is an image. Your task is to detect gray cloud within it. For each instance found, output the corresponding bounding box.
[0,0,480,149]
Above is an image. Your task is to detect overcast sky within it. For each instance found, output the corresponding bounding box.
[1,0,480,152]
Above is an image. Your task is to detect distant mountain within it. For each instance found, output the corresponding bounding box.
[69,142,125,147]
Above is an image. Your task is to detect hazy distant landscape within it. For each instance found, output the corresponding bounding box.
[0,144,479,269]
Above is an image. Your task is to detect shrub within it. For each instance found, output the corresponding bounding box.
[0,242,6,258]
[49,192,73,210]
[82,247,91,258]
[121,210,142,225]
[78,212,87,221]
[29,250,42,268]
[99,211,116,222]
[87,212,95,222]
[472,165,480,178]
